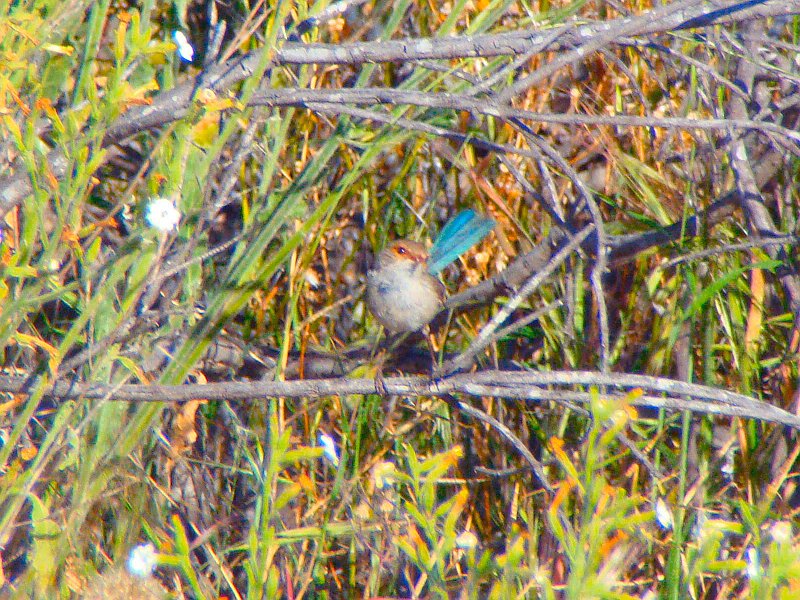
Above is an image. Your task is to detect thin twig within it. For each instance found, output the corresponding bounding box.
[457,401,553,493]
[660,236,800,269]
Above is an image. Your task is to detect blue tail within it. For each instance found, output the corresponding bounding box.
[427,209,495,275]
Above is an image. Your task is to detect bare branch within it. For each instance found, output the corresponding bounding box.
[4,370,799,429]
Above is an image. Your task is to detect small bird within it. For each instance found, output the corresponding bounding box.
[366,210,495,334]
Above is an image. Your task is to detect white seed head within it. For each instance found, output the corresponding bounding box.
[126,543,158,578]
[145,197,181,232]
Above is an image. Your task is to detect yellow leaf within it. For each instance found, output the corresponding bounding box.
[12,332,57,358]
[170,399,204,457]
[41,44,73,56]
[19,445,38,461]
[203,97,235,112]
[599,530,628,558]
[196,88,217,103]
[297,472,314,493]
[4,265,39,277]
[192,113,219,148]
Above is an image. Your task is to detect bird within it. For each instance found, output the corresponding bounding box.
[366,210,495,334]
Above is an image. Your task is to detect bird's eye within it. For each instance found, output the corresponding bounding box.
[396,246,406,255]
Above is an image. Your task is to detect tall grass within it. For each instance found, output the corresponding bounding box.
[0,0,798,598]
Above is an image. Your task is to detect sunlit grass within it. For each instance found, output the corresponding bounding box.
[0,0,798,597]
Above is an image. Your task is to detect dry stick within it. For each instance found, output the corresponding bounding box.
[4,370,800,428]
[456,401,553,493]
[202,18,227,68]
[245,88,800,143]
[487,387,799,427]
[660,236,800,269]
[465,27,571,97]
[440,225,594,376]
[269,1,798,67]
[462,371,800,427]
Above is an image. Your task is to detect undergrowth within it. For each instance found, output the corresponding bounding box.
[0,0,799,598]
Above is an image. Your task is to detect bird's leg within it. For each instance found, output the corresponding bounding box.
[374,355,389,396]
[369,326,389,396]
[371,329,410,395]
[422,324,440,377]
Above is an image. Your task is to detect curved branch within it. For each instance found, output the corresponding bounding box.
[4,370,799,429]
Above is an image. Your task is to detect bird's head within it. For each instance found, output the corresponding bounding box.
[377,239,429,269]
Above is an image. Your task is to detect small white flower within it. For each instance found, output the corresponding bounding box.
[318,433,339,467]
[770,521,792,544]
[172,31,194,63]
[745,546,760,580]
[455,531,478,549]
[145,197,181,232]
[654,498,673,531]
[126,543,158,578]
[721,447,736,478]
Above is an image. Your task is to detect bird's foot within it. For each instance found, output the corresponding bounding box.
[374,366,389,396]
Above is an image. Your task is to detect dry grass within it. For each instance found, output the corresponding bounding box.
[0,0,799,598]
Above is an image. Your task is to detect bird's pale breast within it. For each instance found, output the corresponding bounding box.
[366,262,444,332]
